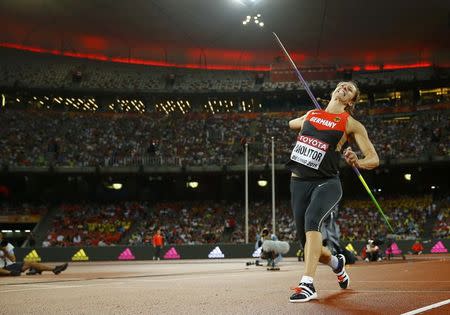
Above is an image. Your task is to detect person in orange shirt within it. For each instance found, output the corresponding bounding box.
[152,229,164,260]
[412,240,424,255]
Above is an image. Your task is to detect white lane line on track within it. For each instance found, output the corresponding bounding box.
[5,276,450,289]
[2,278,449,295]
[0,275,238,293]
[5,278,446,288]
[132,276,450,284]
[320,289,450,294]
[400,299,450,315]
[133,273,249,282]
[350,280,450,283]
[4,287,447,294]
[0,283,105,293]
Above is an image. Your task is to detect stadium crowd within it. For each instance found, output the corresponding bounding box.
[32,195,444,247]
[337,196,435,241]
[0,109,447,168]
[1,48,441,93]
[432,207,450,239]
[1,50,448,249]
[42,202,141,247]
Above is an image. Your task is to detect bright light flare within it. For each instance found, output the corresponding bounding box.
[187,181,199,189]
[257,180,268,187]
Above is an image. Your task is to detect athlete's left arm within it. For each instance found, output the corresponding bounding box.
[345,118,379,170]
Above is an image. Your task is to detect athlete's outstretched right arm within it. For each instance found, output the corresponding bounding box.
[289,112,308,130]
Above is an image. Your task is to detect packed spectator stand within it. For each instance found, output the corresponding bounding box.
[42,202,142,247]
[433,207,450,239]
[0,48,449,250]
[5,195,443,247]
[0,48,446,93]
[0,108,447,168]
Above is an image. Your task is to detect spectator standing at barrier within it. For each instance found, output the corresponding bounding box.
[73,233,82,245]
[287,81,379,302]
[0,233,68,276]
[152,229,164,260]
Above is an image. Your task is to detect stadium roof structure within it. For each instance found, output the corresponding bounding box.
[1,0,449,71]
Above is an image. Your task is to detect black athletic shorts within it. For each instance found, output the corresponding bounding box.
[290,176,342,248]
[4,263,24,274]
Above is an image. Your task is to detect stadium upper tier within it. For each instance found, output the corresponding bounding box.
[0,108,447,168]
[0,48,445,93]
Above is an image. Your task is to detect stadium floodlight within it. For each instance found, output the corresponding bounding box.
[112,183,122,190]
[257,180,268,187]
[404,173,412,181]
[234,0,261,6]
[241,14,263,27]
[187,181,199,189]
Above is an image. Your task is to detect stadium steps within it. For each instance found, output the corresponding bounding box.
[422,216,437,239]
[26,206,59,247]
[422,200,446,239]
[221,228,234,243]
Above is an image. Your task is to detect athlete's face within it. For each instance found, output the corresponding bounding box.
[332,82,357,105]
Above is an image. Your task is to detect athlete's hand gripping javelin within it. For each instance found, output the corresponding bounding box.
[344,147,359,168]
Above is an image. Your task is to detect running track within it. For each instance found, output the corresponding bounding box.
[0,254,449,314]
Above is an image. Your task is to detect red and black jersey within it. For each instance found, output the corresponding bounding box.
[287,109,350,179]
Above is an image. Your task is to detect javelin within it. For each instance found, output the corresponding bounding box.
[272,32,394,233]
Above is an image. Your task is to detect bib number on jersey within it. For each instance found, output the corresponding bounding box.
[290,135,329,169]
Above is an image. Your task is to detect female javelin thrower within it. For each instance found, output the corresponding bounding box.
[287,81,379,302]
